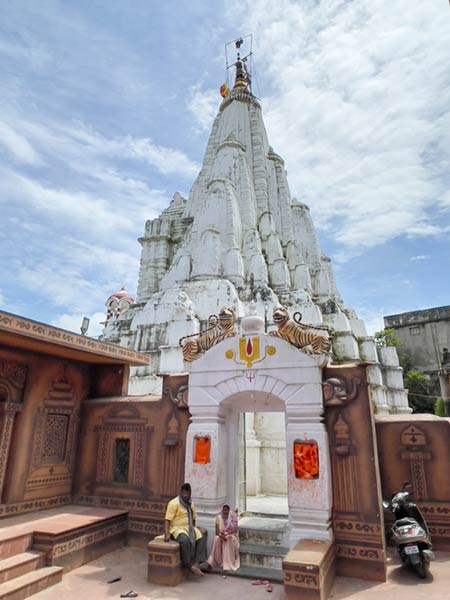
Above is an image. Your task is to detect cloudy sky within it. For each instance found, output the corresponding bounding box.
[1,0,449,337]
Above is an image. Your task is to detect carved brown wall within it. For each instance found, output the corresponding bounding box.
[323,364,386,582]
[73,374,190,546]
[0,358,27,502]
[376,415,450,551]
[0,345,89,513]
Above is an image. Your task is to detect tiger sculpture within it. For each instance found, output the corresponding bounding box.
[269,306,332,355]
[180,307,237,362]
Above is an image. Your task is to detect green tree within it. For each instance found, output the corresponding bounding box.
[434,397,446,417]
[403,370,434,414]
[374,328,402,348]
[398,352,413,372]
[374,328,436,414]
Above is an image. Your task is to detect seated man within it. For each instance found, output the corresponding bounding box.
[164,482,207,576]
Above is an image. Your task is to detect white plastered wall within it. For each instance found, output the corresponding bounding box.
[185,334,332,549]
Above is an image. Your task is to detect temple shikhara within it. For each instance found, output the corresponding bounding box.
[102,42,409,419]
[0,38,449,600]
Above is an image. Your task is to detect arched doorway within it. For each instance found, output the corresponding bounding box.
[240,410,288,516]
[220,390,286,515]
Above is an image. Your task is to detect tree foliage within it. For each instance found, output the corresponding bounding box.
[374,328,435,414]
[403,369,434,414]
[374,328,402,348]
[434,397,446,417]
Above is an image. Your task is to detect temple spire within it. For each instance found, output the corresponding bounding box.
[232,37,251,90]
[234,55,247,88]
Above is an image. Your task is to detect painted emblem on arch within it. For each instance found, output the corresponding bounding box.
[225,336,276,368]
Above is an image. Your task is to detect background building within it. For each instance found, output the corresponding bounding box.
[384,305,450,391]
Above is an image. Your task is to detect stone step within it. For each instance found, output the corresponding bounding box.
[0,566,63,600]
[0,535,33,561]
[0,552,44,584]
[241,510,288,520]
[240,542,289,570]
[239,516,289,547]
[240,542,289,558]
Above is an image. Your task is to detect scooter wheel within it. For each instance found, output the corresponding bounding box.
[413,560,429,579]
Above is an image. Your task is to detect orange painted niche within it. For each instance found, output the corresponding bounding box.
[293,440,319,480]
[194,435,211,464]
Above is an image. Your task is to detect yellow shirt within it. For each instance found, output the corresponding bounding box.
[165,497,202,540]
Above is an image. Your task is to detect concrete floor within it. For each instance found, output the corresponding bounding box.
[31,545,450,600]
[246,494,288,515]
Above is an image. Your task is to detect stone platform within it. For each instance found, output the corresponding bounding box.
[0,505,128,572]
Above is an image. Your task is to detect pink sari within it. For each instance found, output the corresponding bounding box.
[208,509,240,571]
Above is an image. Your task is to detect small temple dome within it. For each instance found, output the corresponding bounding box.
[105,286,135,320]
[111,287,135,301]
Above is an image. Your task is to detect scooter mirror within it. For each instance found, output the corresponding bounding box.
[403,481,412,491]
[382,501,390,510]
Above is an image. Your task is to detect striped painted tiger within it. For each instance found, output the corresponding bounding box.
[180,307,237,362]
[269,306,332,355]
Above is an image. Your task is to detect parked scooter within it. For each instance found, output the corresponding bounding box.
[383,482,434,578]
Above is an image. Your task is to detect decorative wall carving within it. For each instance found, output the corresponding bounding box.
[399,424,431,501]
[179,307,236,362]
[42,415,69,462]
[284,570,319,589]
[377,416,450,552]
[270,306,332,354]
[0,359,28,502]
[0,360,28,403]
[114,438,130,483]
[26,374,79,495]
[164,383,189,409]
[72,494,166,513]
[160,409,184,498]
[48,520,128,559]
[0,410,21,502]
[93,404,153,495]
[323,376,361,407]
[329,412,359,513]
[324,364,386,582]
[0,495,71,517]
[0,311,148,365]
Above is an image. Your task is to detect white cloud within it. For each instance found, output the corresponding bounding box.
[0,120,42,165]
[410,255,431,261]
[51,311,106,338]
[1,0,449,333]
[362,314,385,337]
[232,0,450,255]
[17,264,105,314]
[7,116,199,181]
[187,85,219,134]
[1,170,131,234]
[8,230,141,317]
[127,137,200,177]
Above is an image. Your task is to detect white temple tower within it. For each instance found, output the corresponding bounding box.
[102,47,410,416]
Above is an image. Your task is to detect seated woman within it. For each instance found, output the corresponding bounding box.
[207,504,240,571]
